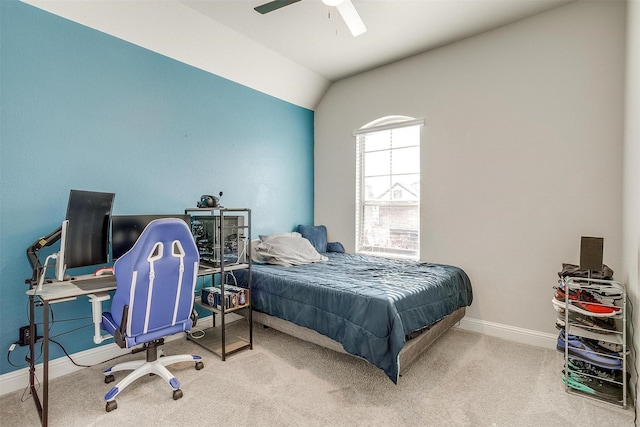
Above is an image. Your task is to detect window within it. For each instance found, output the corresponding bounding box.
[355,116,423,259]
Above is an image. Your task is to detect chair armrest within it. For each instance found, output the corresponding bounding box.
[114,305,129,349]
[87,292,112,345]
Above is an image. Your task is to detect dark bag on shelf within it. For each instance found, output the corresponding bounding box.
[558,263,614,280]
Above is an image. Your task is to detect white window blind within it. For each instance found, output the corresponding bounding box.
[355,118,422,259]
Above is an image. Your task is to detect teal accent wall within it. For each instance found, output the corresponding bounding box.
[0,2,314,375]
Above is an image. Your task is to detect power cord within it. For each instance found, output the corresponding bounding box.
[49,337,152,369]
[8,331,144,372]
[187,328,206,339]
[6,340,42,368]
[226,271,238,287]
[5,336,91,369]
[48,338,92,368]
[21,374,39,403]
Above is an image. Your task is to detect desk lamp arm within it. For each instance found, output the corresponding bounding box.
[25,226,62,287]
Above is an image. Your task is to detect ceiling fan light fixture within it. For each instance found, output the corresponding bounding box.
[322,0,344,6]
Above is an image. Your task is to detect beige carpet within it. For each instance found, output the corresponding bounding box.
[0,323,635,426]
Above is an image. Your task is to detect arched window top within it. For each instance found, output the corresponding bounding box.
[362,115,415,129]
[354,115,424,136]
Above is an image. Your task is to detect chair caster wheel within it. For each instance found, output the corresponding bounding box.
[105,400,117,412]
[173,389,183,400]
[195,361,204,370]
[104,374,115,384]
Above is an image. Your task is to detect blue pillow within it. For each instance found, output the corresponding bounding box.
[297,224,328,253]
[326,242,345,253]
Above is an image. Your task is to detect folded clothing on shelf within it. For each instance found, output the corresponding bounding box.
[556,330,622,370]
[558,263,614,280]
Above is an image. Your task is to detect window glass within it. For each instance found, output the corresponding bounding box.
[356,117,421,259]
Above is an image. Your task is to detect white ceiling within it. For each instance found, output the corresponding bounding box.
[23,0,573,108]
[180,0,572,81]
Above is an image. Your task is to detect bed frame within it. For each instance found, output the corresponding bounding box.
[253,306,466,375]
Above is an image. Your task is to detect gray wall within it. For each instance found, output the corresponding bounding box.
[315,1,626,337]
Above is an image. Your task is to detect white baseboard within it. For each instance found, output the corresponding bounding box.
[0,340,130,397]
[455,316,558,349]
[0,316,215,397]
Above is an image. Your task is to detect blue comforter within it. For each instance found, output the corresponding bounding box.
[234,253,472,383]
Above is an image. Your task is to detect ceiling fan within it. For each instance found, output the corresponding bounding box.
[254,0,367,37]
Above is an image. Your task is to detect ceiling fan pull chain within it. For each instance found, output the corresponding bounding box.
[254,0,366,37]
[330,6,340,36]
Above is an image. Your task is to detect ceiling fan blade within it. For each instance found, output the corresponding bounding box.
[254,0,302,14]
[336,0,367,37]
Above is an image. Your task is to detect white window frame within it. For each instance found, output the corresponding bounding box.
[354,116,423,259]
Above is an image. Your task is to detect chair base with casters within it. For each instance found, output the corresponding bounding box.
[103,338,204,412]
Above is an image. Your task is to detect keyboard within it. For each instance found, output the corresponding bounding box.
[73,275,116,292]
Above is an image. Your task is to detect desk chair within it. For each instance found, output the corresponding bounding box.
[100,218,203,412]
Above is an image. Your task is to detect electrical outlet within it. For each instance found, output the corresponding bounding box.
[19,325,35,346]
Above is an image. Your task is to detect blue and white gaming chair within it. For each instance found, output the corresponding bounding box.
[101,218,203,412]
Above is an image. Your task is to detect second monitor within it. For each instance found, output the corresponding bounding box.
[111,214,191,260]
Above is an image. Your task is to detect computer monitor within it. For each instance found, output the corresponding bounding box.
[111,214,191,260]
[56,190,115,280]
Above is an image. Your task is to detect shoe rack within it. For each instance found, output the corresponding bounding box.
[556,277,627,408]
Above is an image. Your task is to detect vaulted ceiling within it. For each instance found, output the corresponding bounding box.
[22,0,573,108]
[181,0,572,81]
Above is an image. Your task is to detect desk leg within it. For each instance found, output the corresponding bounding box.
[28,294,43,423]
[43,300,49,427]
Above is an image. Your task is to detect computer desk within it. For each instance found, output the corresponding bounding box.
[24,267,217,426]
[25,274,117,427]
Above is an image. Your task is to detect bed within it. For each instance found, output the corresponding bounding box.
[232,232,472,383]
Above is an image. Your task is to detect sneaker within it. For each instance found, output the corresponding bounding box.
[594,340,624,353]
[551,297,618,318]
[562,370,623,403]
[555,285,621,315]
[561,279,623,300]
[554,310,617,333]
[567,358,621,382]
[590,289,623,301]
[552,289,620,317]
[556,330,622,370]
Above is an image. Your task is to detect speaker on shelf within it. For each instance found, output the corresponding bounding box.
[579,236,603,271]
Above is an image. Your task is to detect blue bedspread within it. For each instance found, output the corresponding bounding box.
[234,253,472,383]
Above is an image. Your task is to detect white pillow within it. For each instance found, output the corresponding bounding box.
[254,235,327,266]
[250,239,269,264]
[259,232,302,242]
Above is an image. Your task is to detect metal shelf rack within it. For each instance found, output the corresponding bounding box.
[560,276,626,408]
[185,207,252,361]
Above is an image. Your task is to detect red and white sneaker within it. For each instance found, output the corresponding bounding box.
[553,287,620,317]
